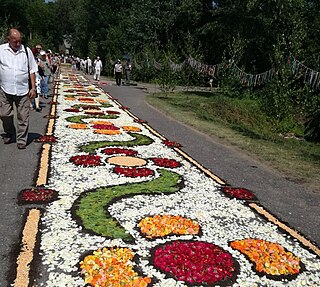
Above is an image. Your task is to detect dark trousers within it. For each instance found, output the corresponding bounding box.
[0,89,30,145]
[115,72,122,85]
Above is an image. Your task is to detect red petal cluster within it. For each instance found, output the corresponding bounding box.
[222,186,257,200]
[163,140,182,148]
[36,135,57,143]
[103,148,138,156]
[113,166,154,177]
[70,155,102,167]
[64,108,80,113]
[79,97,94,101]
[134,119,147,124]
[92,124,120,130]
[153,241,237,285]
[150,158,181,168]
[20,188,57,203]
[81,106,101,110]
[106,110,121,115]
[84,111,105,116]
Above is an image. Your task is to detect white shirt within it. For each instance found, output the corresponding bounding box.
[95,60,103,71]
[0,43,38,96]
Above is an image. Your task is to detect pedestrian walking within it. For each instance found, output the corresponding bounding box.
[93,56,103,81]
[38,50,51,98]
[114,59,122,86]
[0,28,38,149]
[125,59,132,85]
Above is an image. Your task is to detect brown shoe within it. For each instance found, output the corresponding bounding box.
[17,143,26,150]
[3,137,12,144]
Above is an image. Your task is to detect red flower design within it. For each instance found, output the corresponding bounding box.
[163,140,182,148]
[92,124,120,130]
[153,241,238,285]
[103,148,138,156]
[222,186,257,201]
[35,135,57,143]
[134,119,147,124]
[113,166,154,177]
[64,108,80,113]
[81,106,101,110]
[70,155,102,167]
[106,110,121,115]
[19,188,58,204]
[150,158,181,168]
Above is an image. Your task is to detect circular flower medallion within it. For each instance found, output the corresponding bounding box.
[153,240,238,285]
[108,156,147,167]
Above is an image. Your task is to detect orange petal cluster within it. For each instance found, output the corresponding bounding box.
[230,239,301,276]
[64,97,76,101]
[96,99,109,103]
[90,120,114,125]
[80,247,151,287]
[122,126,142,132]
[138,214,200,238]
[94,129,122,135]
[68,123,89,129]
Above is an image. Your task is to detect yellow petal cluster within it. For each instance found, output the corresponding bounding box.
[80,247,151,287]
[138,214,200,238]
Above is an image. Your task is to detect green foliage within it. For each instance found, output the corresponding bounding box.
[80,133,154,154]
[156,55,178,94]
[74,169,182,240]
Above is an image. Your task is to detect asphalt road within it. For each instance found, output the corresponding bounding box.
[0,94,52,285]
[0,75,318,286]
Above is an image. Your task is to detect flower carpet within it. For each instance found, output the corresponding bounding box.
[15,69,320,287]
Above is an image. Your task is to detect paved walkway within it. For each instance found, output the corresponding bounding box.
[0,73,319,286]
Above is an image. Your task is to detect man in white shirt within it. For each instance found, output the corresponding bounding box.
[0,28,37,149]
[93,56,103,81]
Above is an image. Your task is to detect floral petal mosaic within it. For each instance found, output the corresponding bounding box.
[28,71,319,287]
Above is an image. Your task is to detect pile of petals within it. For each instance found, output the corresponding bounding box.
[92,124,120,130]
[103,147,138,156]
[68,123,89,129]
[79,97,94,103]
[138,214,200,238]
[106,110,121,115]
[230,239,301,276]
[150,158,181,168]
[81,105,101,110]
[222,186,257,201]
[35,135,57,143]
[80,247,151,287]
[122,126,142,132]
[163,140,182,148]
[19,188,58,204]
[134,119,147,124]
[64,108,80,113]
[70,155,102,167]
[153,240,237,285]
[84,111,105,116]
[113,166,154,177]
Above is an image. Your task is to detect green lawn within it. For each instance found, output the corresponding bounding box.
[146,91,320,192]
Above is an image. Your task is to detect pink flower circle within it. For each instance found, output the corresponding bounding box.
[153,240,238,285]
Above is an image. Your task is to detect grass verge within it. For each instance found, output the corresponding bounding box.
[146,91,320,193]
